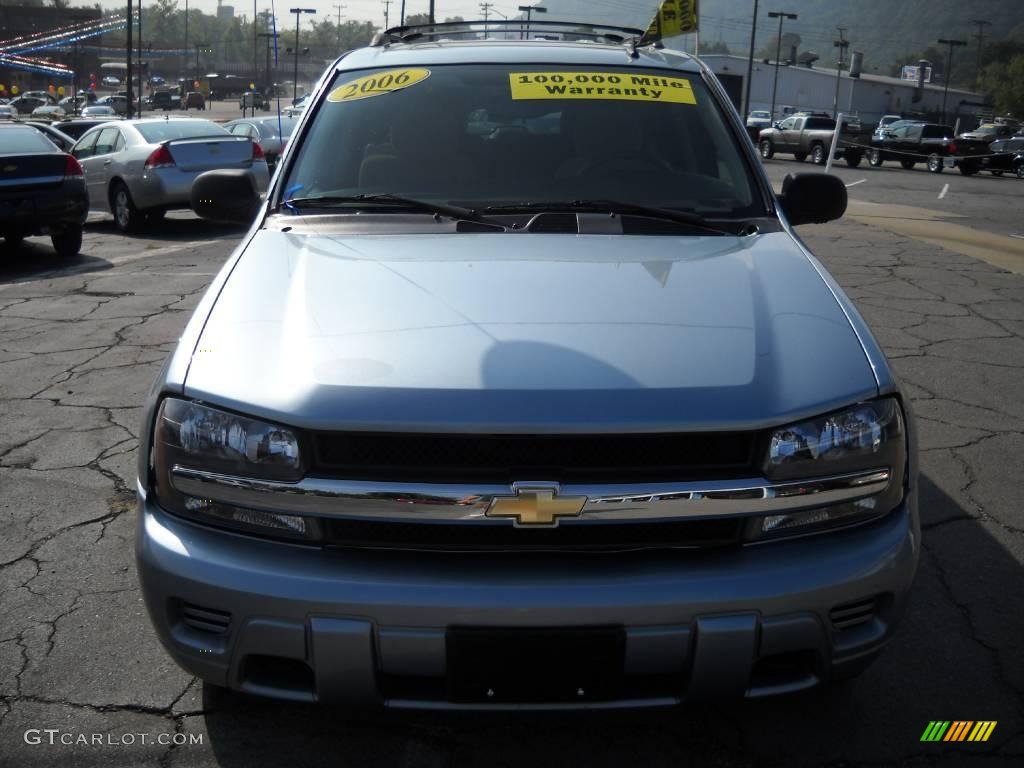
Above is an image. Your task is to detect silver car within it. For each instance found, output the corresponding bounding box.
[137,22,918,709]
[71,118,269,231]
[222,116,298,168]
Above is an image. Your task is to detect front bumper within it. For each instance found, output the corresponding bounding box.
[136,488,918,709]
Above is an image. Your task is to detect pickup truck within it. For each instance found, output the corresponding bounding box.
[757,115,864,167]
[868,122,989,174]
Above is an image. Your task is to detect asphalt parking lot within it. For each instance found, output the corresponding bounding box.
[1,161,1023,767]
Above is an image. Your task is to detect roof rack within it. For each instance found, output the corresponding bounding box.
[370,19,647,47]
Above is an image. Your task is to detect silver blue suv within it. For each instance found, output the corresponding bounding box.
[136,20,918,709]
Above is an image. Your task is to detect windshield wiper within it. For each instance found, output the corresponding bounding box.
[283,193,504,227]
[482,199,736,235]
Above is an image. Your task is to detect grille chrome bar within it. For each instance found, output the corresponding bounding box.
[170,467,891,523]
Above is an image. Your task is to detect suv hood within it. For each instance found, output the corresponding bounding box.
[184,230,878,432]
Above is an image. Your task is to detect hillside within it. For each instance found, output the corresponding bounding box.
[538,0,1024,76]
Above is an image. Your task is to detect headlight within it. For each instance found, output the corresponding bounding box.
[750,398,906,540]
[152,398,318,541]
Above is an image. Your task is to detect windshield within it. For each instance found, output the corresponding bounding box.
[136,120,228,143]
[283,64,762,218]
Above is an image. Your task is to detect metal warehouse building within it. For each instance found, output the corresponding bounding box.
[700,53,983,128]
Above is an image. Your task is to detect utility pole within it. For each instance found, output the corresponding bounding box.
[428,0,434,24]
[832,26,848,119]
[290,8,315,104]
[767,10,797,123]
[480,3,493,38]
[126,0,133,119]
[184,0,188,85]
[333,4,345,47]
[138,0,144,117]
[969,19,991,83]
[742,0,759,121]
[937,38,967,125]
[382,0,391,28]
[254,0,259,93]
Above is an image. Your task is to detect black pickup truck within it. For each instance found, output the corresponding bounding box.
[868,122,989,174]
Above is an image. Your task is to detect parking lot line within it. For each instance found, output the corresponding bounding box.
[845,179,867,188]
[938,183,949,199]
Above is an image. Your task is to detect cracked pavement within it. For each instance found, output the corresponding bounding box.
[1,204,1022,767]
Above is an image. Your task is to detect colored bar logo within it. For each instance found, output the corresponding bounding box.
[920,721,997,742]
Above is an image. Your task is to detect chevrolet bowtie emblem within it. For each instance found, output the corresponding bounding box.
[486,485,587,526]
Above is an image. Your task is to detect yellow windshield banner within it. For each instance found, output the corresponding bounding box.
[645,0,699,41]
[509,72,697,104]
[327,68,431,102]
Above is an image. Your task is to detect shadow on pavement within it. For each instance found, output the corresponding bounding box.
[193,476,1021,768]
[0,239,113,283]
[84,215,248,242]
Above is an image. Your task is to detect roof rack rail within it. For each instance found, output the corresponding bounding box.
[370,19,647,47]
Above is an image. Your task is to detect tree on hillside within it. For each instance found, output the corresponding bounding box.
[979,54,1024,118]
[756,32,801,62]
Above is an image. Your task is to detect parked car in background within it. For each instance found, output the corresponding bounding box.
[239,91,267,111]
[868,122,989,174]
[150,75,166,86]
[958,122,1016,144]
[101,75,121,88]
[70,117,269,232]
[51,117,122,140]
[0,104,15,121]
[80,105,117,118]
[282,93,308,117]
[223,116,298,168]
[8,95,48,115]
[874,114,902,137]
[182,91,206,111]
[31,105,65,120]
[758,115,864,166]
[146,91,175,111]
[22,90,57,105]
[0,124,88,257]
[95,95,128,115]
[24,121,76,152]
[746,109,772,130]
[982,137,1024,178]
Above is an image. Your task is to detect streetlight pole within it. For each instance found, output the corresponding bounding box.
[832,27,848,119]
[937,38,967,125]
[742,0,759,121]
[184,0,188,85]
[767,10,797,123]
[968,19,990,84]
[138,0,144,117]
[290,8,316,104]
[126,0,133,119]
[517,5,547,40]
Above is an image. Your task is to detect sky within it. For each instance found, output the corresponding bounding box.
[90,0,568,30]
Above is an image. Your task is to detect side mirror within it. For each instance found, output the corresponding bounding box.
[778,172,847,226]
[191,169,260,225]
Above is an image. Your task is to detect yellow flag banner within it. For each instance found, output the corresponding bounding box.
[645,0,699,41]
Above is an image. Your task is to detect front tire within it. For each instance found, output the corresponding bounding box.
[869,149,883,167]
[111,182,142,233]
[50,226,82,258]
[927,154,944,173]
[3,232,25,248]
[811,143,826,165]
[759,139,775,159]
[1016,164,1024,179]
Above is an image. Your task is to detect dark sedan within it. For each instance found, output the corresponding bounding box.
[983,137,1024,178]
[1,124,88,257]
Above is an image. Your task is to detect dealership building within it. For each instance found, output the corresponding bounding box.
[700,53,985,128]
